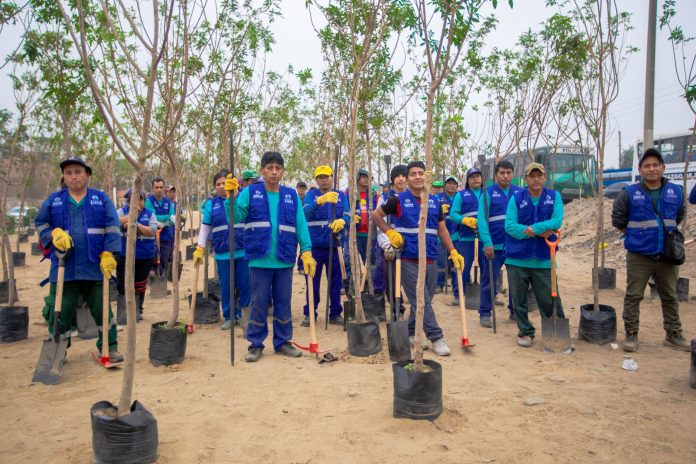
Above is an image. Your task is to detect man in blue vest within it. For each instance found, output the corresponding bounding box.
[436,175,459,295]
[194,170,248,330]
[478,160,521,328]
[301,165,351,327]
[371,161,465,356]
[35,157,123,363]
[450,168,484,306]
[116,189,157,321]
[611,148,690,352]
[145,178,175,276]
[225,151,316,362]
[504,163,564,347]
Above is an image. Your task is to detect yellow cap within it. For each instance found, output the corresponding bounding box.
[524,162,546,176]
[314,165,333,177]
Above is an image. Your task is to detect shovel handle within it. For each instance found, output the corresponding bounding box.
[188,262,200,330]
[456,268,469,339]
[395,258,401,299]
[544,230,561,256]
[473,235,479,267]
[336,244,347,280]
[102,274,110,360]
[545,231,560,298]
[307,275,317,346]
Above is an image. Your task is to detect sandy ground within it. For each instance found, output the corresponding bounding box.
[1,204,696,464]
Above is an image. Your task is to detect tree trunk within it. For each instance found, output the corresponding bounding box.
[680,117,696,232]
[363,116,375,294]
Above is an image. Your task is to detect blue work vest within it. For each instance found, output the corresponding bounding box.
[46,188,118,264]
[393,189,440,259]
[209,195,244,254]
[505,188,558,261]
[305,189,346,248]
[625,182,682,255]
[244,183,298,263]
[147,194,173,242]
[119,206,156,260]
[456,189,480,239]
[484,184,521,245]
[437,192,456,235]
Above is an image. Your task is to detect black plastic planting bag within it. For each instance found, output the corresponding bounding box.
[0,306,28,342]
[149,322,187,367]
[393,359,443,420]
[91,400,158,464]
[346,319,382,357]
[578,304,616,345]
[189,293,220,324]
[690,340,696,389]
[0,280,18,304]
[207,278,221,301]
[361,293,386,322]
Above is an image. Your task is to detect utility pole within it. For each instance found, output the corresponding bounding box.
[618,130,622,167]
[643,0,657,151]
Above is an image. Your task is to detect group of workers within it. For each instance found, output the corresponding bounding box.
[34,146,691,369]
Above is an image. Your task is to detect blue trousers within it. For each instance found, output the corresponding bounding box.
[372,243,385,293]
[401,260,444,341]
[247,267,293,350]
[216,257,250,321]
[157,239,173,275]
[479,249,513,318]
[345,234,370,286]
[304,246,342,319]
[437,243,448,289]
[454,240,484,299]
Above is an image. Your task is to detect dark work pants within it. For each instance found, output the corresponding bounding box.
[304,246,343,319]
[400,260,444,341]
[246,267,293,350]
[507,264,565,338]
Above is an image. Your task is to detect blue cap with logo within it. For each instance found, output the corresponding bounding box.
[59,157,92,175]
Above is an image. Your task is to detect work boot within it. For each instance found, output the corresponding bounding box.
[622,333,639,352]
[241,306,251,338]
[329,316,344,326]
[448,298,459,307]
[301,315,316,327]
[409,336,429,350]
[480,316,492,328]
[517,336,533,348]
[275,342,302,358]
[435,287,444,294]
[245,347,263,363]
[109,350,124,363]
[431,338,451,356]
[664,332,690,352]
[220,320,232,330]
[494,299,504,306]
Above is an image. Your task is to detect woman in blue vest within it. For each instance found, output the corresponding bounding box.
[450,168,485,306]
[504,163,564,348]
[116,189,157,321]
[225,151,316,363]
[436,175,459,296]
[194,170,249,330]
[371,161,464,356]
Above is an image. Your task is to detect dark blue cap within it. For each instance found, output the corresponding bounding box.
[60,157,92,175]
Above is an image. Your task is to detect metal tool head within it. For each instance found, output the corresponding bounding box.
[32,336,69,385]
[541,315,572,354]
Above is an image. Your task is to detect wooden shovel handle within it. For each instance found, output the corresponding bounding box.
[336,245,347,280]
[359,261,368,293]
[456,268,469,338]
[188,262,200,326]
[307,276,317,345]
[473,235,479,267]
[102,274,110,359]
[395,258,401,299]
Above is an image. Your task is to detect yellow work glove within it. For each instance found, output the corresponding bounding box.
[225,174,239,198]
[100,251,117,277]
[385,229,404,249]
[449,249,465,270]
[329,218,346,233]
[316,191,338,205]
[442,203,450,214]
[192,246,205,265]
[462,217,478,229]
[353,215,361,224]
[300,251,316,277]
[51,227,73,252]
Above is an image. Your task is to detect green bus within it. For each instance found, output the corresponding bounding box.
[482,146,596,202]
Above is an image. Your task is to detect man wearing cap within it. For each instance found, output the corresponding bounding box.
[116,189,157,321]
[241,170,258,188]
[612,148,690,352]
[436,175,460,294]
[344,168,375,286]
[35,157,123,363]
[376,164,409,315]
[372,161,465,356]
[225,151,316,362]
[431,180,443,196]
[301,165,351,326]
[450,168,484,306]
[504,163,564,347]
[146,178,175,276]
[296,181,308,203]
[478,160,520,328]
[165,185,186,231]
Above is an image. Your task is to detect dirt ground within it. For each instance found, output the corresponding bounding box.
[1,202,696,464]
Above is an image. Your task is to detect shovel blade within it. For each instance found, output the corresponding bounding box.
[149,274,168,299]
[386,320,410,362]
[465,284,480,310]
[541,317,572,354]
[32,338,69,385]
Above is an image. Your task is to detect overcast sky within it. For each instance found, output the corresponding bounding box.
[1,0,694,169]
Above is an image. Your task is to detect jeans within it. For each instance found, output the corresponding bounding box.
[623,251,682,336]
[507,264,565,338]
[400,260,444,341]
[304,246,343,319]
[479,249,512,318]
[247,267,294,350]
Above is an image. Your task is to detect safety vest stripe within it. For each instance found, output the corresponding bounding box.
[245,221,271,229]
[140,236,156,240]
[87,228,105,234]
[394,227,437,235]
[307,220,329,226]
[489,215,506,222]
[212,225,229,233]
[36,223,50,233]
[463,211,477,217]
[279,225,296,233]
[234,223,244,229]
[105,226,121,234]
[664,219,677,227]
[627,220,659,228]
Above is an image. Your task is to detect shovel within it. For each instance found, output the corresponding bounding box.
[91,274,122,368]
[487,252,497,334]
[336,242,354,331]
[294,274,334,360]
[456,267,475,349]
[541,231,571,354]
[465,234,481,310]
[32,250,70,385]
[187,260,200,334]
[386,251,410,362]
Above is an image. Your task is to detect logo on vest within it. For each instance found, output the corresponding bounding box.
[666,187,677,198]
[52,197,63,206]
[632,190,644,200]
[253,192,264,199]
[284,194,294,204]
[403,198,413,207]
[492,191,501,198]
[544,195,554,205]
[90,194,103,206]
[520,200,529,208]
